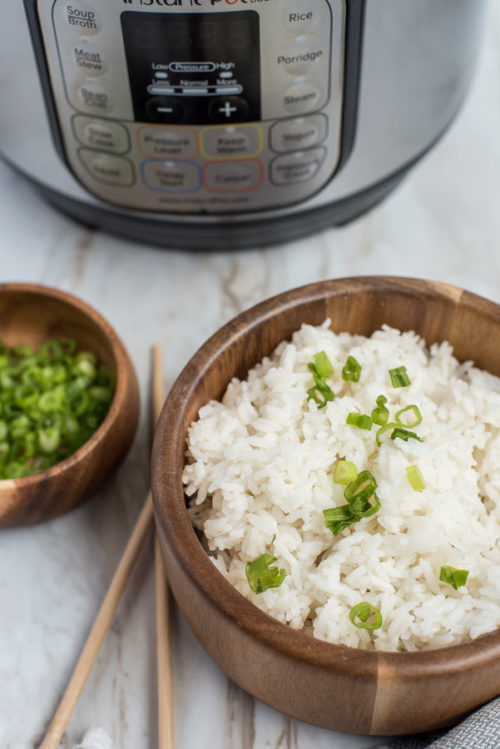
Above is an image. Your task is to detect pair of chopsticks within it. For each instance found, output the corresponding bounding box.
[40,345,174,749]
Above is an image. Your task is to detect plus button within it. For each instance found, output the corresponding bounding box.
[219,101,238,118]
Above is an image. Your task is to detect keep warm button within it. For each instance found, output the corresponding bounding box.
[270,147,326,185]
[204,160,263,193]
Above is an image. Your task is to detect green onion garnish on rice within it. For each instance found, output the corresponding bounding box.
[245,554,286,594]
[389,365,411,388]
[376,421,398,447]
[439,565,469,590]
[406,465,425,491]
[333,460,357,485]
[342,355,362,382]
[391,427,423,443]
[395,404,422,428]
[349,602,383,630]
[324,470,380,535]
[323,505,358,535]
[346,412,373,430]
[313,351,334,379]
[371,395,389,426]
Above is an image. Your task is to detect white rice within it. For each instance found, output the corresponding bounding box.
[183,323,500,651]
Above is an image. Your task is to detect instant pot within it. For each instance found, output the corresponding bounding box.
[0,0,487,249]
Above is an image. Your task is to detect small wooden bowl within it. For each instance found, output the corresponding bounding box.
[0,283,139,528]
[152,277,500,736]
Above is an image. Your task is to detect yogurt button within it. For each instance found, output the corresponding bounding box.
[282,82,321,115]
[60,2,101,36]
[270,115,327,153]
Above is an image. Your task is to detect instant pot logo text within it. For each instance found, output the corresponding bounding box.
[123,0,270,6]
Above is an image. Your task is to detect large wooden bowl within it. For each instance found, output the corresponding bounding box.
[0,283,139,527]
[152,277,500,735]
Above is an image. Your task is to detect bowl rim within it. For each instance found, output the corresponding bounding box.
[0,281,133,486]
[152,275,500,674]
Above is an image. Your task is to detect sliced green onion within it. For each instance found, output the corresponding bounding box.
[349,602,383,630]
[346,412,373,431]
[342,356,362,383]
[324,505,357,535]
[246,554,286,594]
[389,365,411,388]
[325,470,380,535]
[307,361,335,409]
[406,465,425,491]
[439,566,469,590]
[333,460,357,485]
[371,394,389,426]
[376,421,398,447]
[313,351,334,379]
[395,405,422,428]
[38,426,61,455]
[391,427,423,443]
[344,470,377,504]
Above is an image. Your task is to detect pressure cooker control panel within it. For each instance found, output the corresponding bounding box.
[36,0,345,215]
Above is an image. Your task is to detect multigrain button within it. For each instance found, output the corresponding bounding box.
[282,81,321,115]
[78,150,135,186]
[270,147,326,185]
[76,80,112,114]
[270,115,327,153]
[60,2,101,36]
[276,38,324,75]
[71,39,107,75]
[73,117,130,153]
[204,160,263,192]
[143,160,201,192]
[281,2,322,34]
[201,125,262,159]
[139,127,198,159]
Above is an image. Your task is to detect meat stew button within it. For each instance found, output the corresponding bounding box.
[270,147,326,185]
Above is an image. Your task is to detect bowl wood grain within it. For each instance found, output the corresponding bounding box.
[0,283,139,528]
[152,277,500,735]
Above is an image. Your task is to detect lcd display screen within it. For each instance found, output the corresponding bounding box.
[121,11,261,125]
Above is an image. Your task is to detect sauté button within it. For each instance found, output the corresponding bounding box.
[78,150,135,186]
[201,125,262,159]
[281,2,321,34]
[270,115,327,153]
[76,80,112,114]
[73,116,130,154]
[60,2,101,36]
[282,81,321,115]
[208,97,250,123]
[142,161,201,192]
[146,97,185,124]
[270,147,326,185]
[204,160,263,192]
[139,127,198,159]
[71,39,106,75]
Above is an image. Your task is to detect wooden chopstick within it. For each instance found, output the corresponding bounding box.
[40,344,173,749]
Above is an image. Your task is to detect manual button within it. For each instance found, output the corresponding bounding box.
[204,160,263,193]
[270,147,326,185]
[78,150,135,186]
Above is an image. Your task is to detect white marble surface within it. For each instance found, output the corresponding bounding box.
[1,5,500,748]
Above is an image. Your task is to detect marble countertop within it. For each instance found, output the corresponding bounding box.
[2,5,500,748]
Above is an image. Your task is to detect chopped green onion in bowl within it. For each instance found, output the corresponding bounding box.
[349,602,383,630]
[389,365,411,388]
[440,565,469,590]
[0,337,115,479]
[246,554,286,594]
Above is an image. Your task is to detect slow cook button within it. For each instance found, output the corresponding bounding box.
[270,114,327,153]
[139,127,198,159]
[78,150,135,186]
[143,160,201,192]
[60,2,101,36]
[276,38,324,75]
[71,39,107,75]
[76,80,113,114]
[270,147,326,185]
[282,82,321,115]
[73,116,130,153]
[281,1,322,34]
[201,125,262,159]
[204,160,263,193]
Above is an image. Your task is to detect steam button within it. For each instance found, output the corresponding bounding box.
[60,2,101,36]
[78,150,135,186]
[282,81,321,115]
